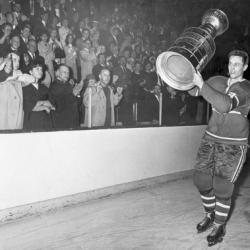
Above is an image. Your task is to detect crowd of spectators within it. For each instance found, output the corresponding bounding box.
[2,0,247,131]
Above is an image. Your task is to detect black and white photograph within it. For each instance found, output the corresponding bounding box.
[0,0,250,249]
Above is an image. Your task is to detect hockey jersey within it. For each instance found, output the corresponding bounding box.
[199,75,250,145]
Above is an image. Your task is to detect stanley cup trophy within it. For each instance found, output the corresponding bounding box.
[156,9,229,91]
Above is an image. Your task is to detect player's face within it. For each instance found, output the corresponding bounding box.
[228,55,247,80]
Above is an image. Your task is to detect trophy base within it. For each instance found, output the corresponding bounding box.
[156,51,196,91]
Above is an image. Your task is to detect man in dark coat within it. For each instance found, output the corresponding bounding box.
[32,10,49,39]
[49,64,81,129]
[0,23,13,57]
[113,56,133,125]
[18,22,31,54]
[92,53,107,81]
[20,39,44,73]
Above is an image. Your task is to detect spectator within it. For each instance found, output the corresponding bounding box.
[23,61,55,130]
[36,0,51,17]
[49,14,60,30]
[120,34,133,55]
[49,64,82,129]
[7,33,21,55]
[58,18,70,47]
[113,56,133,125]
[38,30,55,81]
[82,68,123,127]
[76,28,90,51]
[126,57,135,73]
[69,11,80,36]
[131,61,145,103]
[79,39,96,81]
[0,22,12,56]
[108,26,122,47]
[64,34,78,80]
[142,60,157,92]
[19,23,31,54]
[92,53,106,81]
[106,43,119,69]
[20,39,44,69]
[0,54,35,130]
[113,56,131,89]
[0,5,6,26]
[33,10,49,38]
[49,28,65,66]
[20,39,51,88]
[74,20,86,40]
[11,1,28,32]
[5,12,15,30]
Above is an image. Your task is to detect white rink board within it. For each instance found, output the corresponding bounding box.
[0,126,205,210]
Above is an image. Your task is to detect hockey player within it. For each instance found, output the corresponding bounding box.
[190,49,250,246]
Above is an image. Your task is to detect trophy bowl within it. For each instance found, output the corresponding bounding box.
[156,9,229,91]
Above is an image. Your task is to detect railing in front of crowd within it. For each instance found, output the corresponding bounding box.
[127,93,163,126]
[86,88,163,129]
[86,88,208,129]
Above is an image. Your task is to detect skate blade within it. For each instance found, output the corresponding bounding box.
[207,237,223,247]
[197,223,213,234]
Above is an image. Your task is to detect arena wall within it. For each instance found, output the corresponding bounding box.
[0,126,206,220]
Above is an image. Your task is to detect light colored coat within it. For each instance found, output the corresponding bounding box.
[38,41,55,81]
[64,44,78,80]
[83,84,122,127]
[0,72,37,130]
[79,48,96,80]
[0,80,23,130]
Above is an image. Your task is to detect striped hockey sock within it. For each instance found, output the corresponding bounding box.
[214,199,231,224]
[200,194,216,214]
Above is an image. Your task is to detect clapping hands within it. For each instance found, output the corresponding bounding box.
[73,79,84,96]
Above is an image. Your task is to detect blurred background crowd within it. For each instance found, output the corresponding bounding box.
[0,0,249,131]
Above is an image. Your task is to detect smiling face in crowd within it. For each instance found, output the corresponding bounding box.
[30,65,43,81]
[99,69,110,86]
[27,39,37,54]
[21,26,31,39]
[10,36,20,50]
[57,65,70,83]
